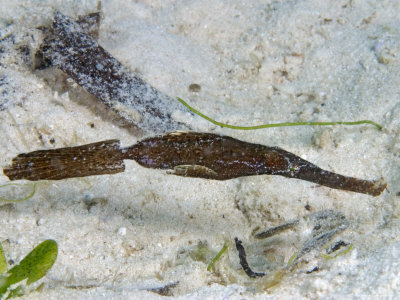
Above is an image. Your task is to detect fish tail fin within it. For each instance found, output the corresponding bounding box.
[3,140,124,181]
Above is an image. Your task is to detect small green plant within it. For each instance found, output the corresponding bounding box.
[0,239,58,299]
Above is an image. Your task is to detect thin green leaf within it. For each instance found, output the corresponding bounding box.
[177,97,383,130]
[5,285,24,299]
[7,239,58,286]
[0,242,7,274]
[0,275,9,297]
[207,243,228,271]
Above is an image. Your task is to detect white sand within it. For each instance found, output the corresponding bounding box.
[0,0,399,298]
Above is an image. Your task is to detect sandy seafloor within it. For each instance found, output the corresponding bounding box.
[0,0,400,299]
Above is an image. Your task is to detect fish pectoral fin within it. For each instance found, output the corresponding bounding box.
[168,165,218,179]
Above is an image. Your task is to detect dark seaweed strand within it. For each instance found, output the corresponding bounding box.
[147,282,179,296]
[41,12,188,133]
[254,220,299,239]
[234,238,265,278]
[326,240,349,254]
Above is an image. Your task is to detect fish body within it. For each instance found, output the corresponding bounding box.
[124,132,386,196]
[124,132,289,179]
[3,132,386,196]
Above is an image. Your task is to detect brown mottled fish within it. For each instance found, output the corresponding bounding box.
[3,132,386,196]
